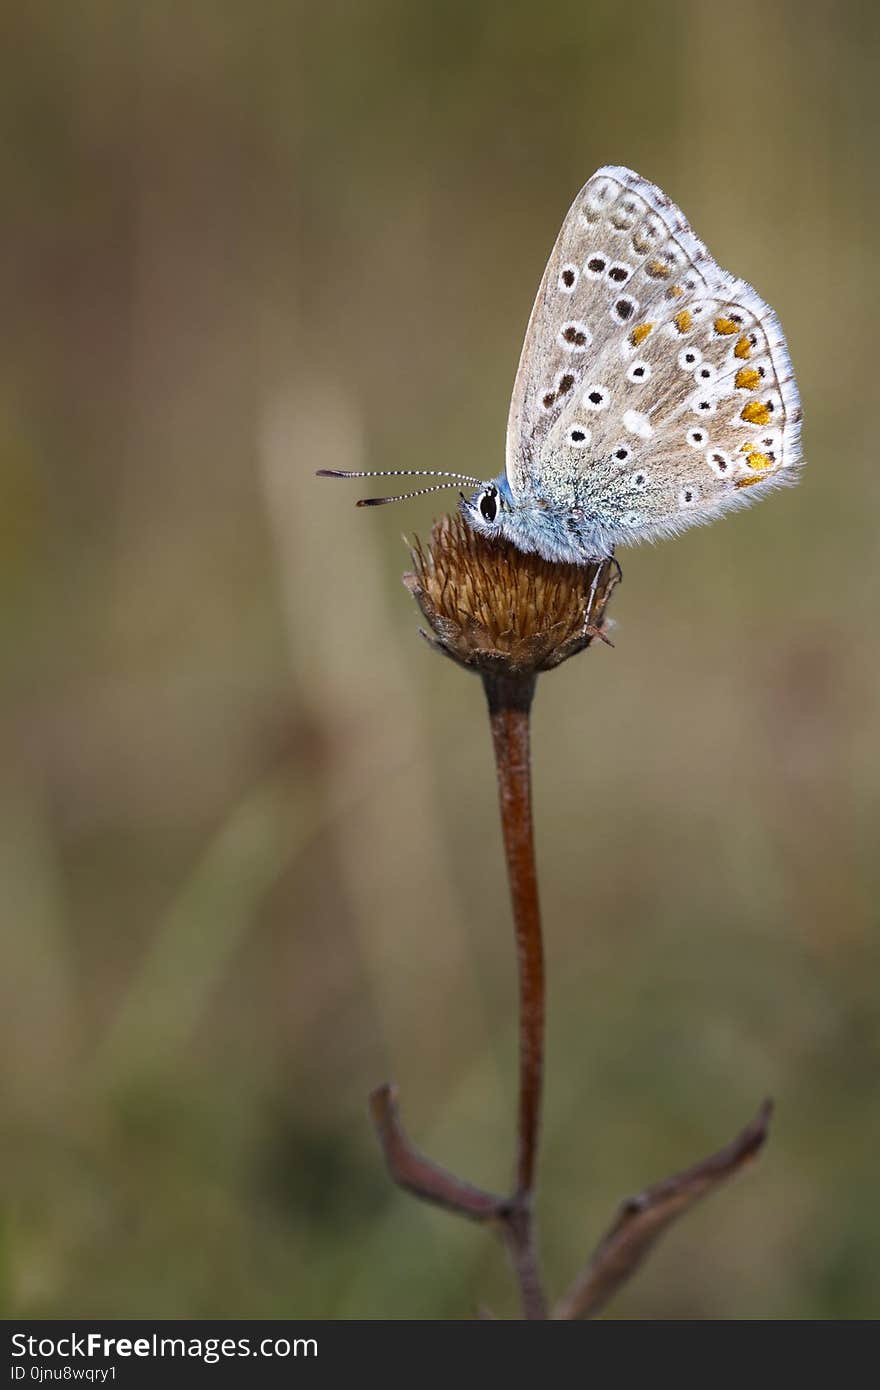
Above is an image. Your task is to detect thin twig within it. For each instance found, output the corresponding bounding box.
[369,1084,504,1222]
[553,1099,774,1320]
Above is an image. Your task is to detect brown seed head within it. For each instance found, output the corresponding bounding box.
[404,513,619,677]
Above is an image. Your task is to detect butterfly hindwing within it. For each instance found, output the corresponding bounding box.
[505,167,802,546]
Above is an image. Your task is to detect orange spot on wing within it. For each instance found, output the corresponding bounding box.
[735,367,761,390]
[740,441,776,473]
[645,258,671,278]
[740,401,772,425]
[714,316,739,335]
[673,309,692,333]
[734,334,752,359]
[629,322,653,346]
[744,449,772,470]
[667,284,685,298]
[735,473,765,488]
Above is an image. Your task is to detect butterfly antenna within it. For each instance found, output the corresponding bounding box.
[317,468,482,485]
[357,480,473,507]
[317,467,483,507]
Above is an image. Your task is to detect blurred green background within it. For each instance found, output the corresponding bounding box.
[2,0,878,1320]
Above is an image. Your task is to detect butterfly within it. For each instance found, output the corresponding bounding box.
[319,166,802,565]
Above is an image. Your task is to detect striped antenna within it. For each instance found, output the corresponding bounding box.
[356,481,472,507]
[317,467,483,508]
[317,468,482,485]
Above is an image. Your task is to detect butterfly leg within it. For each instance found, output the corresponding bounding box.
[581,555,619,645]
[582,618,614,646]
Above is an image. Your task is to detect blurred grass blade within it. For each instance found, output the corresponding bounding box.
[91,775,296,1088]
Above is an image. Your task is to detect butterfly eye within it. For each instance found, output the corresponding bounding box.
[479,488,498,523]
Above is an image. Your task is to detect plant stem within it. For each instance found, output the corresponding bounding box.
[369,532,773,1319]
[483,670,546,1320]
[368,651,771,1320]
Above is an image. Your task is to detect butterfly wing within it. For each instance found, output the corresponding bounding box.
[505,166,802,545]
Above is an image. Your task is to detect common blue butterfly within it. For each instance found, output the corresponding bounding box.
[320,166,802,565]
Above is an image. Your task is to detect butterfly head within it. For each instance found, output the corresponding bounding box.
[459,475,515,542]
[461,474,606,564]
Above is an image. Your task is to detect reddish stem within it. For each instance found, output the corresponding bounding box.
[484,670,546,1319]
[367,655,772,1321]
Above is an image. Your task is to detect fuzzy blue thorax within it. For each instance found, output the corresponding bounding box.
[460,474,618,565]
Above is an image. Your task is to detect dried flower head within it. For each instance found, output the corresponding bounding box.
[404,513,619,677]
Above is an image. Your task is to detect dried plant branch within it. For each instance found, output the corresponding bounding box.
[368,518,616,1318]
[363,515,772,1320]
[553,1099,774,1320]
[369,1083,504,1222]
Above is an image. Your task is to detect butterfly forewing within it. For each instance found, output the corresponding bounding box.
[505,166,802,544]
